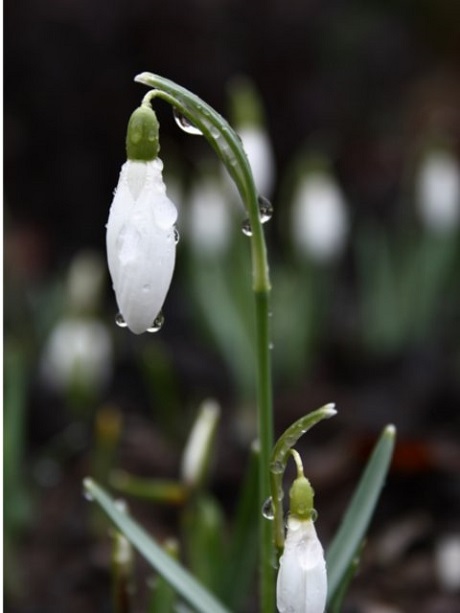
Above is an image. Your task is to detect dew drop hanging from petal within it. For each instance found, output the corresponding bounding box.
[115,312,128,328]
[146,311,165,333]
[173,226,180,244]
[173,108,203,135]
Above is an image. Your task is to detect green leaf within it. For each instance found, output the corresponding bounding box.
[221,443,259,610]
[326,424,396,604]
[110,471,188,505]
[182,496,226,594]
[84,479,231,613]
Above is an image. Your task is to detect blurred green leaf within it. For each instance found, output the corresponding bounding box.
[221,443,259,610]
[148,539,179,613]
[110,470,188,505]
[183,495,226,594]
[84,479,230,613]
[326,424,396,604]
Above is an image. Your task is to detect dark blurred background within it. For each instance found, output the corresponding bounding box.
[4,1,460,612]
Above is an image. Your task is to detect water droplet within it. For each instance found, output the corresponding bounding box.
[174,226,180,244]
[115,312,127,328]
[311,508,318,522]
[270,460,284,474]
[147,311,164,333]
[241,219,252,236]
[173,108,203,135]
[258,195,273,223]
[142,284,151,293]
[262,496,275,520]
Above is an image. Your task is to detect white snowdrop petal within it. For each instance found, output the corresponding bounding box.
[152,191,179,229]
[106,158,177,334]
[125,161,149,200]
[276,517,327,613]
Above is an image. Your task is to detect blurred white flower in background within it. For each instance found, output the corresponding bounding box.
[435,534,460,592]
[40,318,112,395]
[239,125,275,198]
[66,249,106,314]
[225,76,275,201]
[416,148,460,233]
[291,168,349,263]
[186,173,232,255]
[40,249,113,396]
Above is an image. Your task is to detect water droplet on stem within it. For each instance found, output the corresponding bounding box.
[258,195,273,223]
[241,219,252,236]
[262,496,275,520]
[173,108,203,135]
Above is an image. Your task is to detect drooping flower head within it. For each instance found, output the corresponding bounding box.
[276,451,327,613]
[106,100,178,334]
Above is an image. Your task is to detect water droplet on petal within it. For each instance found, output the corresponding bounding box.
[142,284,151,293]
[262,496,275,520]
[241,219,253,236]
[258,195,273,223]
[147,311,165,333]
[173,108,203,135]
[115,312,127,328]
[174,226,180,244]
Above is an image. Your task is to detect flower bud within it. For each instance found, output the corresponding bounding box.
[126,104,160,161]
[276,454,327,613]
[106,104,178,334]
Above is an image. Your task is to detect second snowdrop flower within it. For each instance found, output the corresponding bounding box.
[276,450,327,613]
[106,100,178,334]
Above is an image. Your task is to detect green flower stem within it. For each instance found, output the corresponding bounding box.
[269,405,337,553]
[135,73,274,612]
[255,290,275,612]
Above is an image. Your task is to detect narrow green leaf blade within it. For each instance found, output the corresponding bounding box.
[326,424,396,603]
[84,479,231,613]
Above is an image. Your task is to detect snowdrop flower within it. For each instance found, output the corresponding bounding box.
[186,173,232,255]
[416,148,460,233]
[277,451,327,613]
[291,165,348,263]
[106,102,178,334]
[181,399,220,487]
[40,318,112,394]
[67,249,105,314]
[225,76,275,199]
